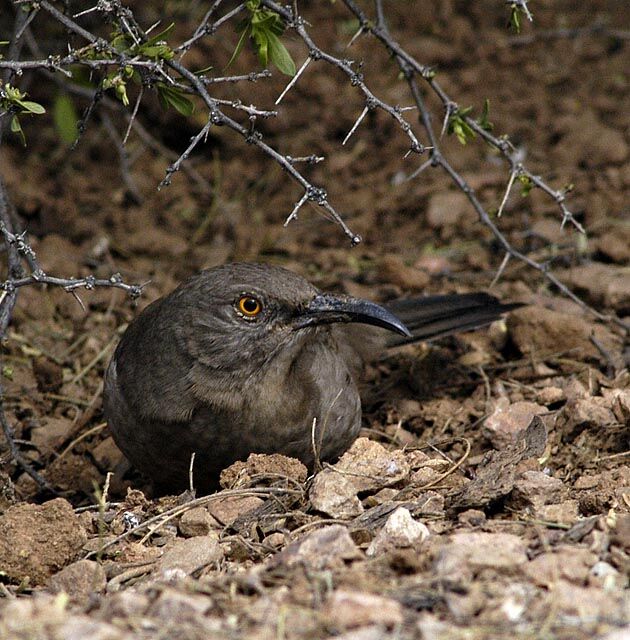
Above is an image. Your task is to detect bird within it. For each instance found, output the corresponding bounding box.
[104,262,520,495]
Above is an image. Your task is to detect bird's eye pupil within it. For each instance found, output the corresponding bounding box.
[238,296,262,317]
[243,298,257,312]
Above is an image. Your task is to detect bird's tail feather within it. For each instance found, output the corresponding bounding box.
[385,293,522,345]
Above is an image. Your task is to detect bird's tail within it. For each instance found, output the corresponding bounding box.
[385,293,522,345]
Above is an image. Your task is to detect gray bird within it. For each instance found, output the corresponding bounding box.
[104,262,519,494]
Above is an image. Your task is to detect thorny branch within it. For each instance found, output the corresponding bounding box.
[0,156,140,495]
[0,0,627,332]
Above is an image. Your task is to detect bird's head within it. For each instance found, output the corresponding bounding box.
[172,262,410,372]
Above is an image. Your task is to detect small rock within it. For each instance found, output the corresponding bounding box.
[435,532,528,579]
[179,506,218,537]
[92,436,125,471]
[510,470,566,510]
[457,509,486,527]
[562,397,617,433]
[155,534,223,580]
[536,500,579,525]
[553,580,628,622]
[595,230,630,264]
[207,495,264,526]
[0,595,125,640]
[523,548,598,587]
[147,587,212,620]
[310,438,410,518]
[508,305,619,361]
[269,525,361,571]
[366,507,430,557]
[483,399,547,448]
[426,191,469,229]
[219,453,308,489]
[557,110,628,167]
[0,498,88,585]
[378,255,430,291]
[32,356,64,393]
[29,417,72,457]
[589,561,627,591]
[610,513,630,552]
[324,590,404,630]
[48,559,106,605]
[558,263,630,311]
[262,532,285,548]
[98,591,150,619]
[536,386,565,406]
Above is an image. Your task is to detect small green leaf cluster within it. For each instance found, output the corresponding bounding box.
[112,23,176,61]
[447,106,475,145]
[447,100,493,145]
[518,174,533,197]
[1,83,46,145]
[98,24,194,116]
[508,3,532,34]
[228,0,296,76]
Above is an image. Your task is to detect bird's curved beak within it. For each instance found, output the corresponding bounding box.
[295,293,411,337]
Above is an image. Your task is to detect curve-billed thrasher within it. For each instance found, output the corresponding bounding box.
[104,263,519,494]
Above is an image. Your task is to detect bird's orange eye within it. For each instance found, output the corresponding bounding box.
[237,296,262,317]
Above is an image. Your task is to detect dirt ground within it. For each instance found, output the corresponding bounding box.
[0,1,628,638]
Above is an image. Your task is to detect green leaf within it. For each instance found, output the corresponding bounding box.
[267,31,295,76]
[509,5,521,33]
[144,23,175,47]
[10,115,26,146]
[251,26,269,66]
[447,110,476,145]
[478,99,493,132]
[157,84,194,116]
[518,174,533,197]
[226,24,251,69]
[16,99,45,114]
[53,94,79,144]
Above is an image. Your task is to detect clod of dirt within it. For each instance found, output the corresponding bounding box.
[29,417,74,458]
[47,559,107,605]
[483,399,547,449]
[178,506,218,537]
[0,594,125,640]
[610,514,630,553]
[508,305,619,361]
[377,255,430,291]
[219,452,308,489]
[154,534,223,581]
[97,590,150,621]
[310,438,410,518]
[560,395,618,435]
[595,229,630,264]
[91,437,126,473]
[269,524,361,571]
[557,263,630,312]
[0,498,87,585]
[323,590,404,631]
[449,416,547,512]
[556,109,628,167]
[32,356,63,393]
[535,500,580,526]
[508,470,566,511]
[366,507,430,557]
[523,547,598,587]
[435,532,528,580]
[206,495,265,527]
[426,191,469,229]
[147,587,213,622]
